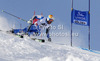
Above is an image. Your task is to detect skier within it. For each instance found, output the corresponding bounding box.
[27,15,54,42]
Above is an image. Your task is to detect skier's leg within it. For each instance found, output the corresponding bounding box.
[27,24,34,32]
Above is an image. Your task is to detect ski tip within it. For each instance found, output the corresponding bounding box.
[37,39,45,43]
[42,39,45,43]
[20,35,24,38]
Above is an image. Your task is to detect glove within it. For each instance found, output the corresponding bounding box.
[27,19,32,24]
[48,38,51,42]
[27,21,32,24]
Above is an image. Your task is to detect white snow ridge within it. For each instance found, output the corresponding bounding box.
[0,31,100,61]
[0,16,11,31]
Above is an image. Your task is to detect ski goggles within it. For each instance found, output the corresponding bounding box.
[47,16,55,21]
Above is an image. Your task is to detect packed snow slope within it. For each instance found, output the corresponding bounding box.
[0,31,100,61]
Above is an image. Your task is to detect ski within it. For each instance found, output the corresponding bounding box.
[0,30,45,43]
[31,38,45,43]
[7,30,45,42]
[5,29,24,38]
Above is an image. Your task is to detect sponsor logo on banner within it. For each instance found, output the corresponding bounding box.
[72,9,89,26]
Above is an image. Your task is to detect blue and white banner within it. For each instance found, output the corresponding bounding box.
[71,9,90,26]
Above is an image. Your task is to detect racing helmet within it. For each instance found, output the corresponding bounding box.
[47,15,54,24]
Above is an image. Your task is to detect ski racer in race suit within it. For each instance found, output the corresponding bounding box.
[27,15,54,41]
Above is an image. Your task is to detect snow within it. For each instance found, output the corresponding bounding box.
[0,16,11,31]
[0,31,100,61]
[0,16,100,61]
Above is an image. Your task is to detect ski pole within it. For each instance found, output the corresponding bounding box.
[2,10,27,22]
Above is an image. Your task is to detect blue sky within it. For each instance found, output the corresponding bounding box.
[0,0,100,51]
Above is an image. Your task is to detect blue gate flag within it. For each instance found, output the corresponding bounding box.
[71,9,90,26]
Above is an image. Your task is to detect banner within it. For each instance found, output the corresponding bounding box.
[71,9,90,26]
